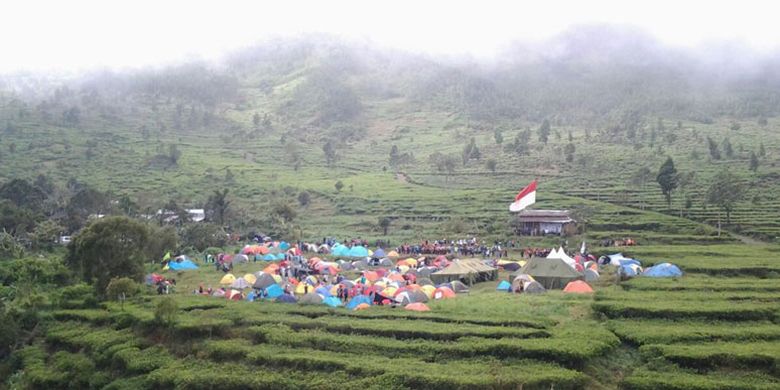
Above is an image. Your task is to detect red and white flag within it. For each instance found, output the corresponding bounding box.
[509,180,537,212]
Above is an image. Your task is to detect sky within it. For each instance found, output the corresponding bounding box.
[1,0,778,73]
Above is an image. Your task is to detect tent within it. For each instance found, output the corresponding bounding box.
[295,282,313,295]
[517,257,583,290]
[373,248,387,258]
[523,281,546,294]
[253,273,278,289]
[449,280,469,293]
[230,277,251,289]
[420,285,436,299]
[348,246,369,257]
[276,294,297,304]
[563,280,594,294]
[346,295,372,310]
[232,254,249,263]
[315,286,332,297]
[501,262,523,272]
[354,303,371,311]
[433,286,456,299]
[643,263,683,278]
[417,278,434,286]
[299,293,323,305]
[512,274,534,292]
[243,273,258,285]
[621,264,643,277]
[395,290,428,304]
[168,259,199,271]
[323,296,343,307]
[145,273,165,285]
[431,260,498,284]
[496,280,512,291]
[262,254,276,261]
[226,289,243,300]
[387,250,400,258]
[405,302,430,312]
[220,273,236,285]
[584,269,600,282]
[264,284,284,299]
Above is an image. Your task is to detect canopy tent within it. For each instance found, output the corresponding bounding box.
[431,259,498,285]
[516,257,583,290]
[643,263,683,278]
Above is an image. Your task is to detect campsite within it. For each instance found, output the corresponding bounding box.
[3,5,780,389]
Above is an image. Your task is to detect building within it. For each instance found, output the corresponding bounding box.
[513,209,577,236]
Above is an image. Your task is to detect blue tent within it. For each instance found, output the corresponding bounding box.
[644,263,683,278]
[246,291,257,302]
[373,248,386,258]
[346,295,372,310]
[496,280,512,291]
[618,259,642,267]
[265,284,284,299]
[276,294,297,304]
[315,286,332,297]
[323,296,343,307]
[279,241,290,250]
[331,244,349,257]
[262,254,276,261]
[621,264,641,277]
[348,246,369,258]
[168,259,199,271]
[274,253,286,260]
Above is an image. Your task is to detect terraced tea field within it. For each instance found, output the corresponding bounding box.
[11,243,778,389]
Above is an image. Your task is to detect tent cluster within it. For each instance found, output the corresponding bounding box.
[598,253,683,279]
[203,258,472,310]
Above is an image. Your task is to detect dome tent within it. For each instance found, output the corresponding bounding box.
[496,280,512,291]
[644,263,683,278]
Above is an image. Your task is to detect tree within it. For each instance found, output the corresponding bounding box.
[564,143,576,163]
[206,189,230,225]
[748,151,759,172]
[677,171,696,217]
[105,277,138,309]
[297,191,311,206]
[722,137,733,158]
[428,152,458,182]
[485,159,497,173]
[168,144,182,165]
[334,180,344,193]
[284,141,302,171]
[758,143,766,157]
[62,106,80,126]
[630,166,653,210]
[65,216,151,294]
[657,157,679,208]
[154,297,178,327]
[505,130,530,156]
[706,169,743,226]
[461,137,480,165]
[252,112,261,128]
[378,217,391,236]
[493,129,503,144]
[180,223,226,251]
[537,119,550,144]
[389,145,400,168]
[29,220,64,251]
[322,140,337,166]
[707,137,721,160]
[0,179,46,214]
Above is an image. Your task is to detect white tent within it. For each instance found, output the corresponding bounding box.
[545,247,576,268]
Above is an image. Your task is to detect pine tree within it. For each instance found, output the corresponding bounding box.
[657,157,679,208]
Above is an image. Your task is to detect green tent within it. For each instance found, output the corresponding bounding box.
[515,257,582,290]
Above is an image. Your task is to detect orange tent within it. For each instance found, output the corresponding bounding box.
[263,263,280,274]
[354,303,371,311]
[405,302,430,311]
[563,280,594,294]
[433,286,456,299]
[387,273,405,282]
[362,271,380,282]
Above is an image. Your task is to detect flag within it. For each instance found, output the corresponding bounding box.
[509,180,537,212]
[163,251,171,261]
[580,241,587,255]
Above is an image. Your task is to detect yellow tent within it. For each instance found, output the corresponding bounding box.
[387,250,400,258]
[295,282,314,295]
[397,265,410,274]
[272,274,282,283]
[368,249,374,257]
[243,274,257,285]
[220,273,236,285]
[404,258,418,266]
[381,287,398,297]
[420,285,436,299]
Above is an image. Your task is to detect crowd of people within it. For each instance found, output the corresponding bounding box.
[394,238,515,258]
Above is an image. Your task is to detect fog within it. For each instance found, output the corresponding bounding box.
[2,0,780,74]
